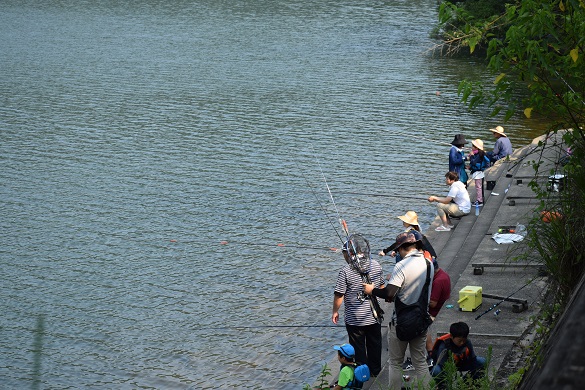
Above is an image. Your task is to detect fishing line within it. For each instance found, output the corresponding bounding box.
[218,239,339,252]
[212,324,344,330]
[506,131,557,172]
[216,188,433,200]
[343,192,429,200]
[310,148,349,241]
[294,160,346,245]
[306,148,385,324]
[554,70,585,106]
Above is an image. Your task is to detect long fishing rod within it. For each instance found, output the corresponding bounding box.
[295,160,346,245]
[309,149,384,324]
[222,189,432,200]
[212,324,344,330]
[312,153,349,242]
[344,192,429,200]
[475,277,538,320]
[554,70,585,106]
[219,240,340,252]
[506,132,555,173]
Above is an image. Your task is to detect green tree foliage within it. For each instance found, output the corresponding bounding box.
[439,0,585,299]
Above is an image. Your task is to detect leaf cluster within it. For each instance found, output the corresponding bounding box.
[441,0,585,305]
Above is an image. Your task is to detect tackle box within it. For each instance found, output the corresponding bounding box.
[458,286,483,312]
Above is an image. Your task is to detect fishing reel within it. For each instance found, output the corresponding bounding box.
[357,290,371,303]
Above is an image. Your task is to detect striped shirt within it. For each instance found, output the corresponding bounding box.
[335,259,384,326]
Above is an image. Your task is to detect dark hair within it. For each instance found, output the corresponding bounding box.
[445,171,459,181]
[450,322,470,338]
[338,351,355,362]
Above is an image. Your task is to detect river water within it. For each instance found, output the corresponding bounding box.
[0,1,547,389]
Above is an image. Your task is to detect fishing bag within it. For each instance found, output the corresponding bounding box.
[394,259,433,341]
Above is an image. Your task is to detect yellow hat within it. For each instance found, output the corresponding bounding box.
[472,139,484,151]
[489,126,507,137]
[397,211,419,226]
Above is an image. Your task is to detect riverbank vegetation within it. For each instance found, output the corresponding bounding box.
[438,0,585,387]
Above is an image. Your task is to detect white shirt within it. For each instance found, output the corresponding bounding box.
[447,181,471,213]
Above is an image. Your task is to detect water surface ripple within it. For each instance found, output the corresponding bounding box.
[1,1,546,388]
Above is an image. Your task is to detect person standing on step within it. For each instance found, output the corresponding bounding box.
[363,232,433,390]
[449,134,468,187]
[486,125,513,162]
[332,234,385,377]
[428,171,471,232]
[468,139,490,207]
[426,258,451,366]
[378,211,437,276]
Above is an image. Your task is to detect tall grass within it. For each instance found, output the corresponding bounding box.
[524,129,585,302]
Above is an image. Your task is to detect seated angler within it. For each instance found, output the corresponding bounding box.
[431,322,486,388]
[486,125,513,163]
[427,171,471,232]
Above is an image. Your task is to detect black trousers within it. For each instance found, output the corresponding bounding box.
[346,322,382,376]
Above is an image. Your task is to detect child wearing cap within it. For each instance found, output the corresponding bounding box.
[468,139,490,206]
[332,343,357,390]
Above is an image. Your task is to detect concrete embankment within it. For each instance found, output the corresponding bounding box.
[317,131,571,389]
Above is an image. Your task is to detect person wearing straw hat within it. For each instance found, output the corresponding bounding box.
[363,232,433,390]
[486,125,513,162]
[378,211,437,270]
[468,139,491,206]
[449,134,469,186]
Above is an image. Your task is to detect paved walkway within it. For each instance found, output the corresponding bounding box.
[360,131,568,389]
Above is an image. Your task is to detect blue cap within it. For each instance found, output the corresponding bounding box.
[333,343,355,358]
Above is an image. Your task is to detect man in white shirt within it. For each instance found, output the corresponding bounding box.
[428,171,471,231]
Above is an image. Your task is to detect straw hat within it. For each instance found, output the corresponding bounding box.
[489,125,507,137]
[471,139,484,151]
[397,211,419,226]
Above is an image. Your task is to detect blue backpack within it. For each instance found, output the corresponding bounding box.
[347,364,370,389]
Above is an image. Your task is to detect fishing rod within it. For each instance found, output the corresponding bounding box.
[312,153,349,241]
[506,132,556,173]
[309,149,384,324]
[475,277,538,320]
[554,70,585,106]
[295,160,346,245]
[344,192,429,200]
[229,189,434,200]
[218,240,340,252]
[212,324,345,330]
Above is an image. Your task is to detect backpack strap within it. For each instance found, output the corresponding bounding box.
[394,255,431,311]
